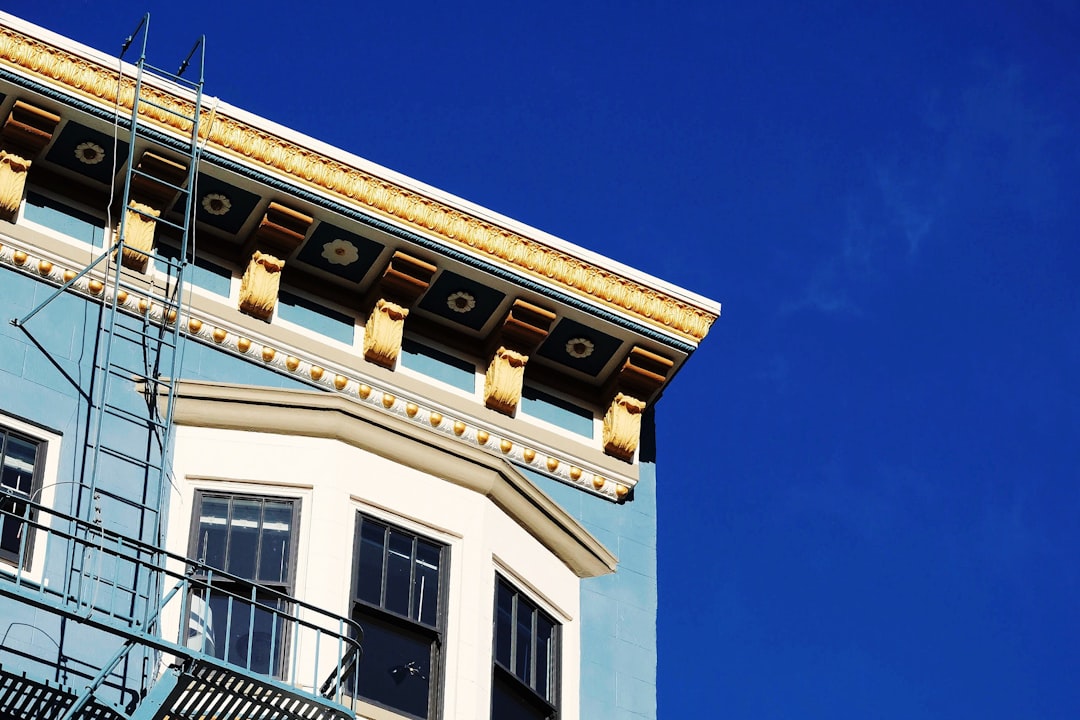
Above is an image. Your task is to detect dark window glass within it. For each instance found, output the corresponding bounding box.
[493,669,552,720]
[351,513,448,719]
[0,428,42,568]
[354,608,434,719]
[357,519,386,606]
[492,578,559,720]
[385,529,413,616]
[189,493,298,679]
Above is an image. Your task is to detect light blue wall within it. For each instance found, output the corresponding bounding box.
[523,417,659,720]
[1,261,659,718]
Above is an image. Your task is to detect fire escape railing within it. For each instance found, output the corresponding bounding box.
[0,487,362,717]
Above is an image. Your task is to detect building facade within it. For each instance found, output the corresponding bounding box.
[0,12,718,720]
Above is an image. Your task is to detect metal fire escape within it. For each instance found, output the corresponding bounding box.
[2,15,361,720]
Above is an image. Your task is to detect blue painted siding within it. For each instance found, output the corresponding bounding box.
[1,262,659,718]
[522,434,660,720]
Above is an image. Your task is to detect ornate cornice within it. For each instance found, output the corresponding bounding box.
[0,233,636,502]
[0,24,717,344]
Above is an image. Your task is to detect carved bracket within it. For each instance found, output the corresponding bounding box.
[602,346,673,461]
[237,202,313,320]
[603,392,648,461]
[239,251,286,320]
[482,300,555,415]
[363,298,409,368]
[484,346,529,414]
[362,251,436,368]
[118,151,189,271]
[121,201,161,271]
[0,101,60,222]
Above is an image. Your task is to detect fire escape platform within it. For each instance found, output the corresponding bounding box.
[0,663,128,720]
[0,493,361,720]
[138,664,354,720]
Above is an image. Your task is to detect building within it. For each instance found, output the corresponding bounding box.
[0,12,718,720]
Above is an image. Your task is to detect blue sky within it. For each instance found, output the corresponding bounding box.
[8,1,1078,717]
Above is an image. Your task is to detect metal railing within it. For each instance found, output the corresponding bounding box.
[0,487,362,708]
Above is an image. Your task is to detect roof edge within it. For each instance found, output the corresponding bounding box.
[0,13,720,344]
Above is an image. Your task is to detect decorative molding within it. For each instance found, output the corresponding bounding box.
[238,202,312,320]
[483,299,555,415]
[119,151,188,272]
[0,234,636,502]
[602,346,673,461]
[248,201,312,256]
[0,100,59,221]
[484,346,528,415]
[168,380,618,578]
[362,251,435,368]
[0,24,716,343]
[121,200,158,271]
[238,250,284,320]
[602,392,647,462]
[0,149,30,221]
[363,298,408,368]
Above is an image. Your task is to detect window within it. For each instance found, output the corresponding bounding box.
[400,338,477,393]
[23,191,107,247]
[492,578,559,720]
[520,385,594,439]
[350,513,447,719]
[189,492,299,677]
[0,426,43,568]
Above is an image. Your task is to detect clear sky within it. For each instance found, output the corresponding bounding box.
[8,1,1078,717]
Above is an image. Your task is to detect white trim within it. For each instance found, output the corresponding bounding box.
[167,424,581,720]
[0,412,61,586]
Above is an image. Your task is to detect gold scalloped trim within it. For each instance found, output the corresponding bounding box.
[0,25,715,343]
[0,238,635,502]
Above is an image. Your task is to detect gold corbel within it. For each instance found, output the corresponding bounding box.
[237,202,313,320]
[602,346,673,461]
[362,251,436,368]
[239,251,286,320]
[118,151,189,272]
[482,300,555,415]
[0,101,60,222]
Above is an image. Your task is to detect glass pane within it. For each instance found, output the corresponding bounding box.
[495,581,513,669]
[259,500,293,584]
[196,496,229,571]
[353,609,433,719]
[413,540,440,627]
[535,615,555,701]
[0,498,25,555]
[492,670,551,720]
[356,520,386,605]
[227,498,261,579]
[1,435,37,495]
[208,589,288,677]
[384,530,413,617]
[515,601,533,684]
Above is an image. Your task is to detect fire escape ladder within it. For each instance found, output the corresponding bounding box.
[3,15,366,720]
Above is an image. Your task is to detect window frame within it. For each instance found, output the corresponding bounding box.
[0,414,61,580]
[0,424,46,569]
[349,511,450,720]
[187,491,302,676]
[491,575,561,720]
